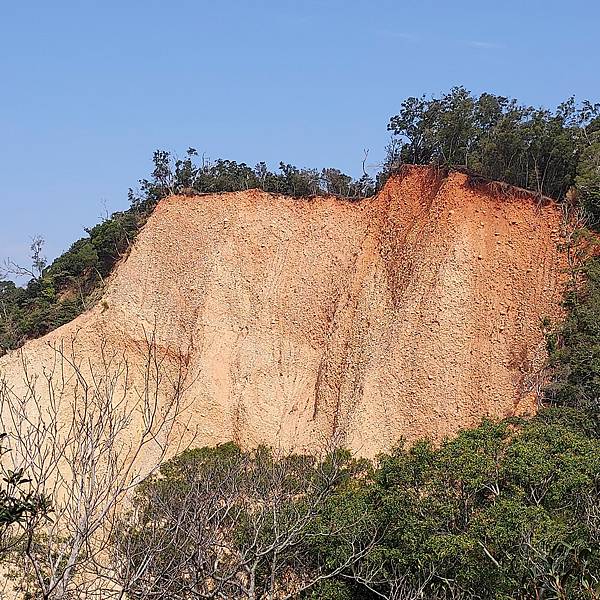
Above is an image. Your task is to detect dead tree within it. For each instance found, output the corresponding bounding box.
[0,327,192,599]
[111,446,378,600]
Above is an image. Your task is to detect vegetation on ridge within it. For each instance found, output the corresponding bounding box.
[385,87,600,215]
[0,154,374,354]
[546,242,600,428]
[1,89,600,353]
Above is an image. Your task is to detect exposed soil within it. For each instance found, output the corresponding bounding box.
[0,166,567,457]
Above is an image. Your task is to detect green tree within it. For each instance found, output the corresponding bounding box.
[312,418,600,599]
[0,432,49,556]
[386,88,599,201]
[547,257,600,425]
[576,112,600,224]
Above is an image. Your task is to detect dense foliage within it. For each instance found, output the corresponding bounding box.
[386,87,600,215]
[546,248,600,427]
[117,413,600,599]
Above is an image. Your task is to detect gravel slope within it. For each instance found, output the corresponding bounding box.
[0,166,567,457]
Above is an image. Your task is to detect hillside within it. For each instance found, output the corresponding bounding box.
[0,165,567,457]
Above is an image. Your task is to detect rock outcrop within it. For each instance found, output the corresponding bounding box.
[0,166,566,457]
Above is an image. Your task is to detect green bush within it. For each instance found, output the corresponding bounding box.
[386,87,600,203]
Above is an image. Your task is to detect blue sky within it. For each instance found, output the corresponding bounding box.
[1,0,599,272]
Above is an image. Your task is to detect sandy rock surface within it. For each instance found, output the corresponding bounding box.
[0,166,567,457]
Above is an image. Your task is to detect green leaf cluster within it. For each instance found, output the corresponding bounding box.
[387,87,600,203]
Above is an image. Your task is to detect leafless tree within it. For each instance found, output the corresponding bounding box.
[111,445,378,600]
[342,560,435,600]
[0,327,192,599]
[1,236,47,282]
[341,558,475,600]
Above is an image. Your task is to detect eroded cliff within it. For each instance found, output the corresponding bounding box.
[0,166,567,456]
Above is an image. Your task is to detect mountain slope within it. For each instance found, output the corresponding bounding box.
[0,166,566,456]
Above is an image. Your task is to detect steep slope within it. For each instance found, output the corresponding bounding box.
[0,166,566,457]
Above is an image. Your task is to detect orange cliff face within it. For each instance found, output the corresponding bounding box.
[0,166,567,457]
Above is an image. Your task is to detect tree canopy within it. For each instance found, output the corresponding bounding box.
[386,87,600,216]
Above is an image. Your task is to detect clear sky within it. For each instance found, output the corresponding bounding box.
[1,0,599,272]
